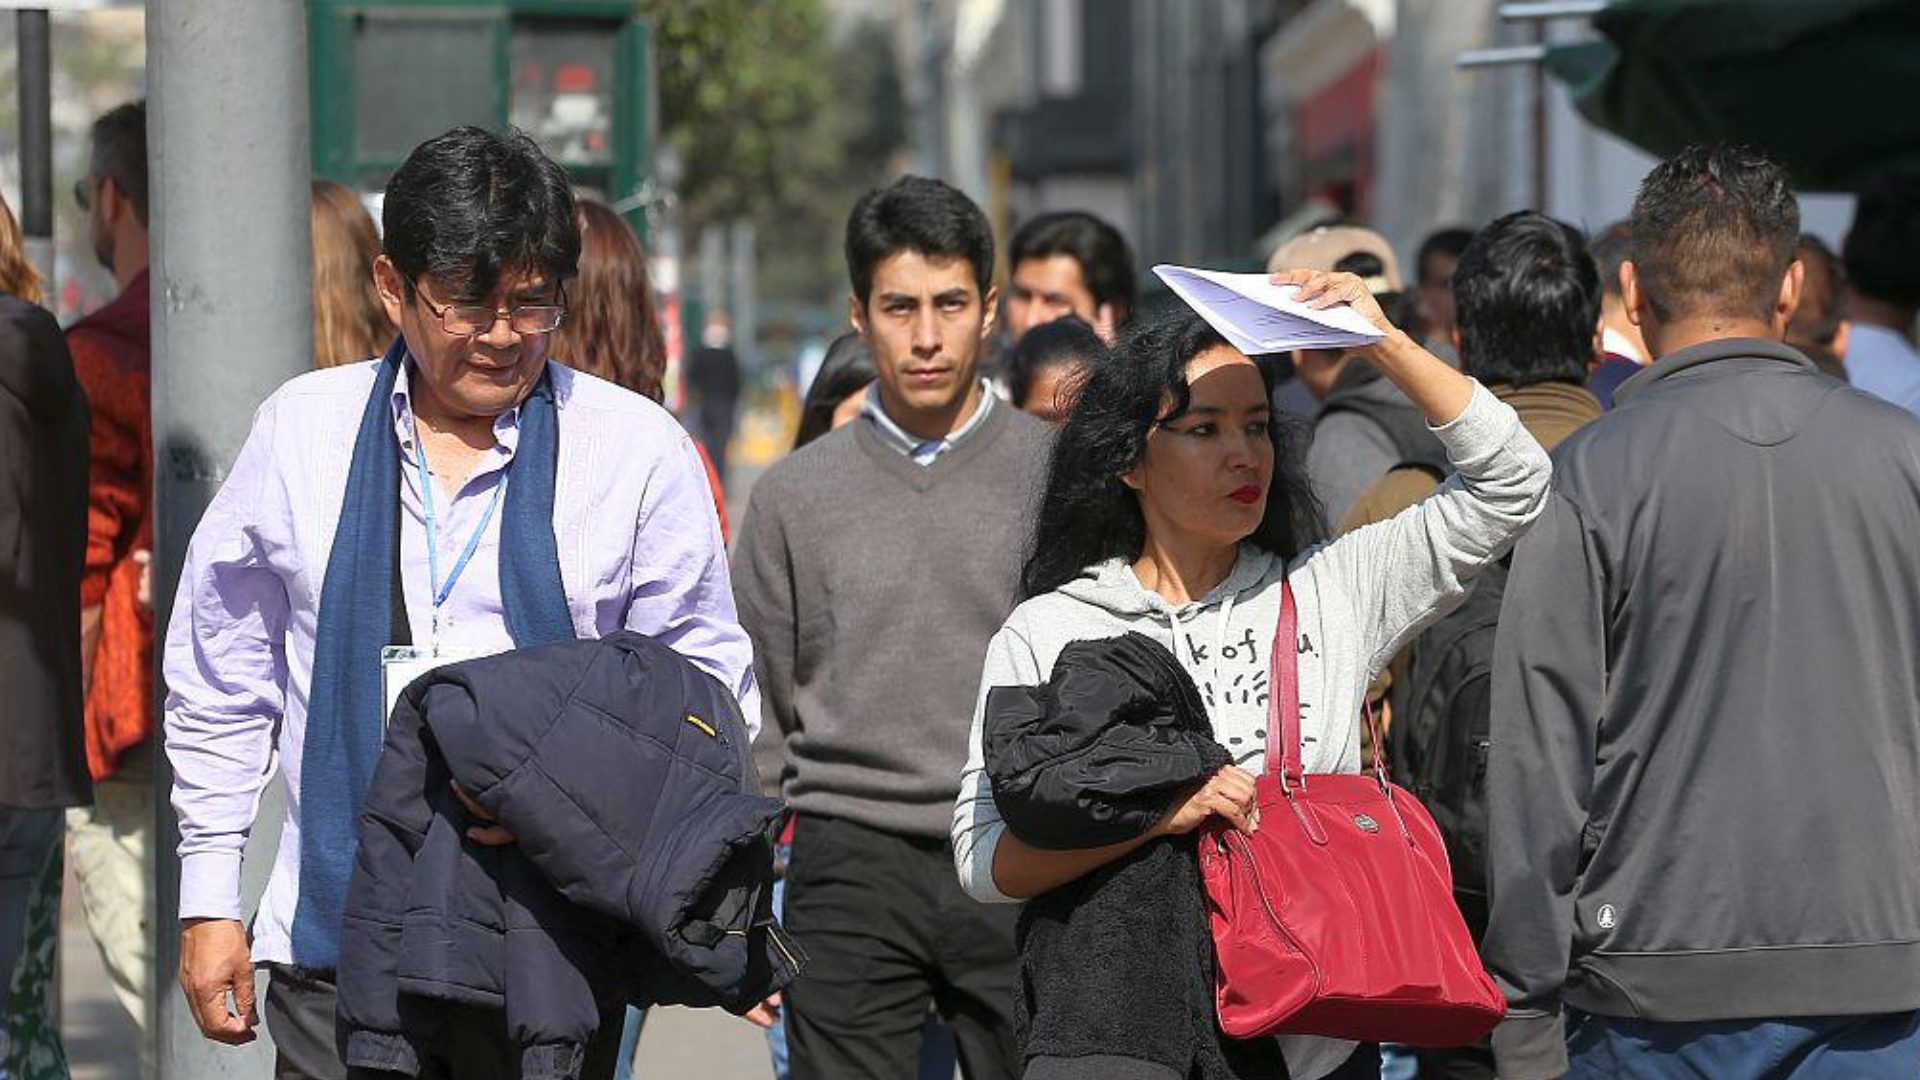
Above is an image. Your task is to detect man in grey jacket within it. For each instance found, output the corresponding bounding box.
[1484,146,1920,1079]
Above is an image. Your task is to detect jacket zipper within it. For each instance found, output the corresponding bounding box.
[767,923,801,971]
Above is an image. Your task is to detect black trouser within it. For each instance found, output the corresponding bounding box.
[263,964,625,1080]
[1416,1040,1494,1080]
[783,815,1021,1080]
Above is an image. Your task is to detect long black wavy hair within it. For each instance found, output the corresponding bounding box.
[1020,307,1327,600]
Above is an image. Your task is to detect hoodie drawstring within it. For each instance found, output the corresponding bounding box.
[1166,592,1237,707]
[1214,592,1236,700]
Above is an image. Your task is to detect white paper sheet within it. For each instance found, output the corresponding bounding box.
[1152,264,1385,354]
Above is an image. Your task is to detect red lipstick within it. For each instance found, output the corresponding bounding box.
[1229,485,1262,505]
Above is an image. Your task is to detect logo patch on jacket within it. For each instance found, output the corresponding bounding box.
[1597,903,1618,930]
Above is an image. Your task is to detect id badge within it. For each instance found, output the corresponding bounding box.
[382,644,497,727]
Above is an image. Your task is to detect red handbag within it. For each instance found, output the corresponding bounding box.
[1198,581,1506,1046]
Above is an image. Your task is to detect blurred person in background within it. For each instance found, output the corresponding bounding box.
[550,198,727,541]
[686,310,743,486]
[1787,234,1851,382]
[0,190,90,1080]
[551,199,667,397]
[1343,212,1605,1080]
[310,180,396,368]
[1345,212,1602,527]
[1841,175,1920,415]
[1005,315,1103,426]
[1414,226,1474,357]
[791,330,878,450]
[1583,222,1649,409]
[66,100,156,1070]
[1004,210,1136,344]
[1267,224,1444,522]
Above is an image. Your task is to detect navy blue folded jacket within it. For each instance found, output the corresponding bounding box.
[337,631,802,1080]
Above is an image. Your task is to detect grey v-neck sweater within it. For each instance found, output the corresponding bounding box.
[734,401,1052,838]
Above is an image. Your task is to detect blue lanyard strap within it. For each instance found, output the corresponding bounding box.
[414,434,506,612]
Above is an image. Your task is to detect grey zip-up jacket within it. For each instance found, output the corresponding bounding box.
[1485,339,1920,1079]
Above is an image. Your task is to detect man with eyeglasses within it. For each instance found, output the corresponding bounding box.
[163,126,756,1080]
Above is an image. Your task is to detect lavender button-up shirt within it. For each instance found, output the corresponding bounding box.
[163,359,757,965]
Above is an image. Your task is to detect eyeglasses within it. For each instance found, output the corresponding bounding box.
[72,175,94,212]
[415,285,567,336]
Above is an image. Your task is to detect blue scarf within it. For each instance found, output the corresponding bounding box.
[291,340,575,969]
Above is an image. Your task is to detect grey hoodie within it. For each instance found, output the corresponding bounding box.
[953,383,1550,1079]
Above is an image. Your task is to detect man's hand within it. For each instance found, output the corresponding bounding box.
[742,991,782,1030]
[179,918,258,1045]
[451,780,515,846]
[134,549,153,611]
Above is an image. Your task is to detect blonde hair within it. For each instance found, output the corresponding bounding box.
[0,190,43,304]
[311,179,393,367]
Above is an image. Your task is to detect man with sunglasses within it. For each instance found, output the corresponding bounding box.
[163,126,756,1080]
[64,99,158,1071]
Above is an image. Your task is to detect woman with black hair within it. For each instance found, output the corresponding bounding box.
[1006,316,1105,425]
[793,331,880,450]
[952,270,1552,1080]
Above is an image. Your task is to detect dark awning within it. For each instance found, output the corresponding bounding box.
[1545,0,1920,192]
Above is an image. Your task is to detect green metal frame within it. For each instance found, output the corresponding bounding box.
[307,0,653,229]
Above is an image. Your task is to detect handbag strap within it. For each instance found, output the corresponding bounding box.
[1265,578,1391,791]
[1268,581,1304,788]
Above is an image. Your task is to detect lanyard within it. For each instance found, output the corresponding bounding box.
[413,430,505,649]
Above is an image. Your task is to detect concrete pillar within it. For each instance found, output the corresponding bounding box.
[148,1,310,1075]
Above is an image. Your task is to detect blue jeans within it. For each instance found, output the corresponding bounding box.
[611,1007,647,1080]
[1378,1043,1418,1080]
[1565,1010,1920,1079]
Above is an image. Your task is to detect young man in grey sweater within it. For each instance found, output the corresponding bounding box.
[734,176,1050,1080]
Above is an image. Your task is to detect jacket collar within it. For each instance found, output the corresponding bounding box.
[1615,337,1812,405]
[72,268,150,344]
[1489,381,1603,453]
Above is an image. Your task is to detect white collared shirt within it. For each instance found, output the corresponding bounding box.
[860,380,997,465]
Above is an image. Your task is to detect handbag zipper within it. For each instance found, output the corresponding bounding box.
[1225,829,1322,992]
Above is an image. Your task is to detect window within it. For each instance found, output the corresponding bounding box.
[352,15,495,162]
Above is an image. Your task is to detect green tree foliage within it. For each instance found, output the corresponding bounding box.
[640,1,904,306]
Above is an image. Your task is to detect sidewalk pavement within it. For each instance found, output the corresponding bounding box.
[57,865,776,1080]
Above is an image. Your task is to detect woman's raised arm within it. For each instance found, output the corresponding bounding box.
[1274,268,1475,425]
